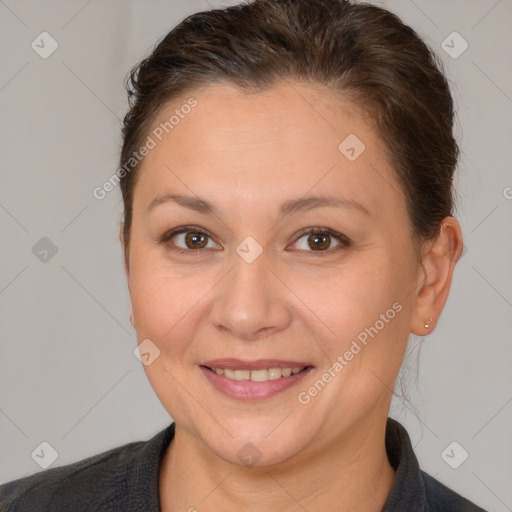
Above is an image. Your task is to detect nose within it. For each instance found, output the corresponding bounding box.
[209,249,292,341]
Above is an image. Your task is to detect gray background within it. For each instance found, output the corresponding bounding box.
[0,1,511,510]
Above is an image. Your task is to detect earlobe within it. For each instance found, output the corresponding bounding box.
[410,217,464,336]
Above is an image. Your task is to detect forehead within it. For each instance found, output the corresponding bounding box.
[158,81,370,154]
[133,80,402,219]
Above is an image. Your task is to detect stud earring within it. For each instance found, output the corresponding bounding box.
[424,317,433,329]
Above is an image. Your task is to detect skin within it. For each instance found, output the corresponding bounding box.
[121,80,463,511]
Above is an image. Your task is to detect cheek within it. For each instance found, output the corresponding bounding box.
[129,260,211,420]
[308,256,400,336]
[300,252,412,388]
[128,249,205,358]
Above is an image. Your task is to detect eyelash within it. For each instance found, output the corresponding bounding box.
[159,225,351,256]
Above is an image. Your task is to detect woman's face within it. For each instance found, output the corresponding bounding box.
[126,81,423,466]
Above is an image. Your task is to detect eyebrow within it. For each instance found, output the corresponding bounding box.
[145,192,371,217]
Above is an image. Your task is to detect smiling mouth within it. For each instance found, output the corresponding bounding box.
[202,365,312,382]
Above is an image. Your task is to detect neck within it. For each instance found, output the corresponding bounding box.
[159,414,396,512]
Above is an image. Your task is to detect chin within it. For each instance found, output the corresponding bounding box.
[195,417,309,468]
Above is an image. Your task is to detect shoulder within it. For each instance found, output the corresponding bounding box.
[0,439,145,511]
[422,470,488,512]
[383,418,488,512]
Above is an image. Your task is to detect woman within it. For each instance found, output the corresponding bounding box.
[0,0,488,510]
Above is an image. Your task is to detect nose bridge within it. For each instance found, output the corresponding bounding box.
[228,247,273,320]
[210,242,290,339]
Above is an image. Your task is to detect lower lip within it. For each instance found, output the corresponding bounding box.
[200,366,314,401]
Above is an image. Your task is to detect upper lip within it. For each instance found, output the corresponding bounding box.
[201,359,313,370]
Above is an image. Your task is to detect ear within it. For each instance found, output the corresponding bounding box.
[410,216,464,336]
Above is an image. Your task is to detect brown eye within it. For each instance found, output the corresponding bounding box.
[160,226,222,254]
[307,232,331,251]
[291,228,350,255]
[184,231,208,249]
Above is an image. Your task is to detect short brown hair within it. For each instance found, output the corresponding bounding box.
[119,0,458,266]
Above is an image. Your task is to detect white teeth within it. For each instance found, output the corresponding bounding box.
[209,366,307,381]
[234,370,250,381]
[250,369,269,382]
[268,368,282,380]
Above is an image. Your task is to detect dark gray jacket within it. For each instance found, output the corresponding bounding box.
[0,418,488,511]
